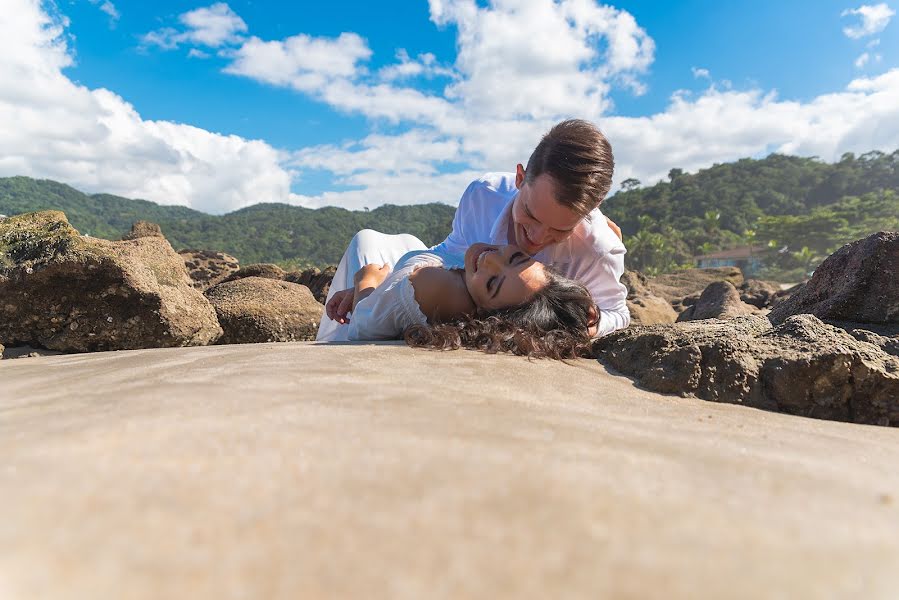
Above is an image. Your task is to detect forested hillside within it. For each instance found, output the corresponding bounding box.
[0,177,454,268]
[602,150,899,278]
[3,149,898,275]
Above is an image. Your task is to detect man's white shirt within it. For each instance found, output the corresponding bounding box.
[431,172,630,337]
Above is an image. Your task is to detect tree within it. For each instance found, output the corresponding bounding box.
[620,178,641,191]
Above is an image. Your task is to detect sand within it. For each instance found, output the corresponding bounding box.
[1,342,898,599]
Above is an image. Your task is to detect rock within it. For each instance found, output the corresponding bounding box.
[121,220,165,240]
[178,249,240,291]
[847,328,899,358]
[284,266,336,305]
[0,211,222,352]
[769,232,899,325]
[647,267,744,313]
[220,263,286,284]
[620,271,677,326]
[0,342,4,358]
[677,281,757,322]
[739,279,782,309]
[205,277,323,344]
[595,314,899,426]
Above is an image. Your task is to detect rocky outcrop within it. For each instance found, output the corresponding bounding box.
[121,220,165,240]
[178,249,240,291]
[284,266,336,304]
[205,277,323,344]
[220,263,286,284]
[0,211,222,352]
[620,270,677,326]
[647,267,744,313]
[595,314,899,426]
[770,232,899,325]
[739,279,783,309]
[677,281,757,322]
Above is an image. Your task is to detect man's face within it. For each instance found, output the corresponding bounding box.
[510,165,583,255]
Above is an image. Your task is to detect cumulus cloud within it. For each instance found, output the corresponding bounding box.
[88,0,119,26]
[378,49,456,82]
[142,2,247,50]
[0,0,291,214]
[841,3,895,39]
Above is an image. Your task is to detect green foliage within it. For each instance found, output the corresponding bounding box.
[604,150,899,277]
[0,176,455,267]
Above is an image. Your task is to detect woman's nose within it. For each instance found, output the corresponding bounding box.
[483,250,503,272]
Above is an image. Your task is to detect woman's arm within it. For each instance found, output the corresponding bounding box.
[352,263,391,309]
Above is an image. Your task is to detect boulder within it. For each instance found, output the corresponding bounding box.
[0,211,222,352]
[620,270,677,326]
[205,277,323,344]
[594,314,899,426]
[646,267,744,313]
[220,263,286,284]
[677,281,757,322]
[178,248,240,291]
[739,279,783,309]
[284,266,336,304]
[769,232,899,325]
[121,220,165,240]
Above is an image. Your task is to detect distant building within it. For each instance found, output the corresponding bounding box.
[694,246,764,277]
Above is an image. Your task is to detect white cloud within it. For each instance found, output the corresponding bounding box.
[378,49,456,81]
[856,52,871,67]
[0,0,291,214]
[692,67,710,79]
[142,2,247,50]
[841,3,895,39]
[88,0,119,25]
[187,48,211,59]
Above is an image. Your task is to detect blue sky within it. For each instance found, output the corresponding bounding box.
[1,0,897,212]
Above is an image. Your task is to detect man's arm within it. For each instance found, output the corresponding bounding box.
[578,247,630,338]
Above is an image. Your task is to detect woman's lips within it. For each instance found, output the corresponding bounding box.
[474,247,494,272]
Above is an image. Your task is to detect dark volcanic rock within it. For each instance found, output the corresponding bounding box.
[677,281,757,322]
[769,232,899,325]
[739,279,782,309]
[178,248,240,291]
[121,220,165,240]
[620,270,677,326]
[595,314,899,426]
[284,266,336,305]
[647,267,744,313]
[0,211,222,352]
[205,277,323,344]
[221,263,286,284]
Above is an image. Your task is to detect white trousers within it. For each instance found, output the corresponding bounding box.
[316,229,427,342]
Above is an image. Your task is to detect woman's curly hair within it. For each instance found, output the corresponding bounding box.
[403,269,596,360]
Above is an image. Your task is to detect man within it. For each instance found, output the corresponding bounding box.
[328,118,629,337]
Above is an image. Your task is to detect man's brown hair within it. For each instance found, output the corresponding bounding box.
[524,119,614,217]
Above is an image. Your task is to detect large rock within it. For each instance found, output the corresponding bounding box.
[770,231,899,325]
[0,211,222,352]
[205,277,323,344]
[178,248,240,291]
[595,314,899,426]
[620,270,677,326]
[284,266,336,304]
[220,263,286,284]
[676,281,757,322]
[647,267,744,313]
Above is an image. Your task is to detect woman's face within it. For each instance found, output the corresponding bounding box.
[463,242,548,311]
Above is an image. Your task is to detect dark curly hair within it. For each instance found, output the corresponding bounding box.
[403,270,596,360]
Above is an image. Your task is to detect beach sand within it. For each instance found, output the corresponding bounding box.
[1,342,898,599]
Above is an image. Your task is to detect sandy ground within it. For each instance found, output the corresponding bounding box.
[1,342,898,600]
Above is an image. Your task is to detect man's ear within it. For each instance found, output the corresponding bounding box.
[515,163,526,188]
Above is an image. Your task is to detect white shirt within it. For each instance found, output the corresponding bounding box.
[347,251,463,341]
[430,172,630,337]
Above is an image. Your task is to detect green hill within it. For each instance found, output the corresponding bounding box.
[602,150,899,278]
[0,176,455,268]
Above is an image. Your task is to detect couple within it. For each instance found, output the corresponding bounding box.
[316,119,629,360]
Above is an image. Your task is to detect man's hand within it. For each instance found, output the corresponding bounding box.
[606,217,623,241]
[326,288,355,324]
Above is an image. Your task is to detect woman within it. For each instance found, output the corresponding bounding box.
[317,230,597,359]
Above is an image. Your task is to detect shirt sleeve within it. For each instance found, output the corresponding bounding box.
[346,260,430,341]
[429,180,475,257]
[577,246,631,338]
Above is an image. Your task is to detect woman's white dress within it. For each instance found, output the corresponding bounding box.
[315,229,462,342]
